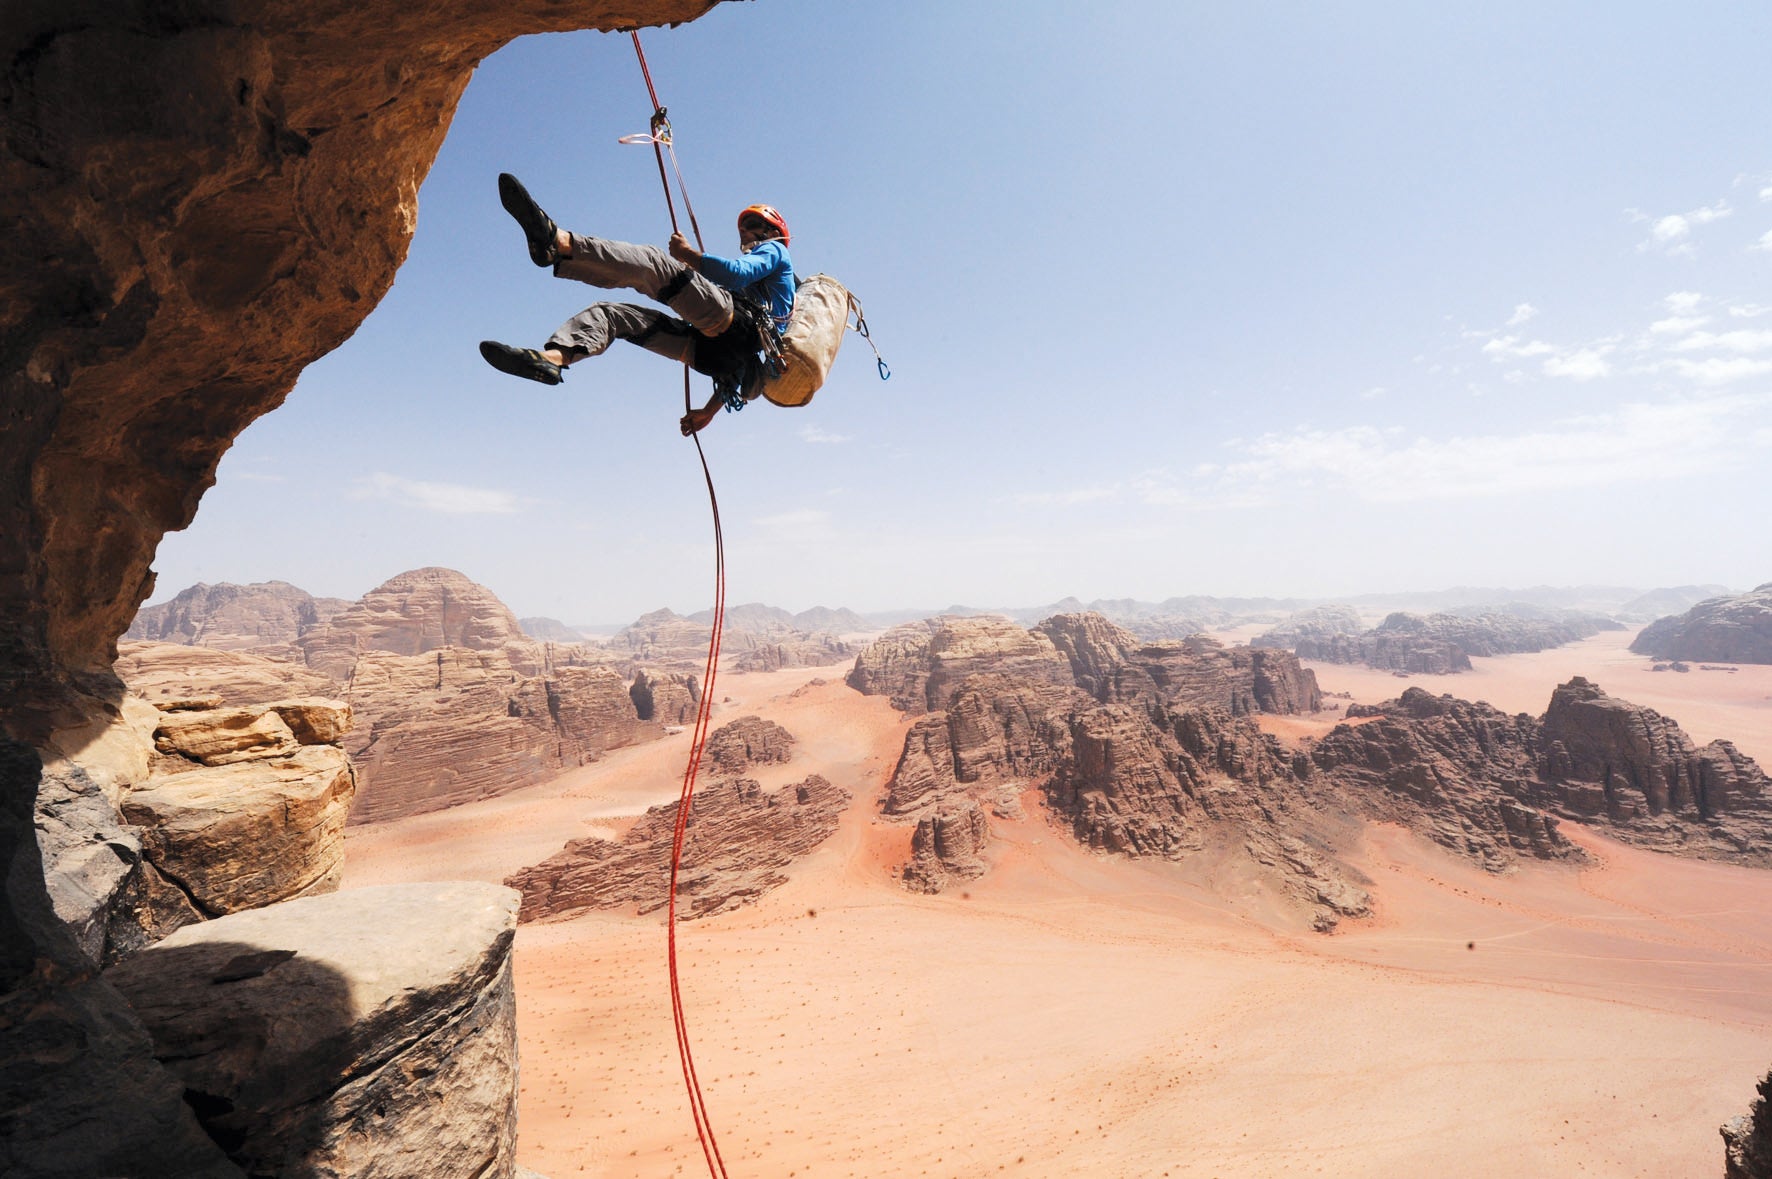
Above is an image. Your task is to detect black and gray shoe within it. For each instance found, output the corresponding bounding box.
[479,340,564,385]
[497,172,559,267]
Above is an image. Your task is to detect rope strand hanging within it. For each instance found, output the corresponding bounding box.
[625,27,732,1179]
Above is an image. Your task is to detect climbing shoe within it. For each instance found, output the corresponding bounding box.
[498,172,559,267]
[479,340,564,385]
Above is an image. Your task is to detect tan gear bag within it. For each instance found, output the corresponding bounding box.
[758,274,854,408]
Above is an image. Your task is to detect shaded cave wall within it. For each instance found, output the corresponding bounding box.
[0,2,715,1173]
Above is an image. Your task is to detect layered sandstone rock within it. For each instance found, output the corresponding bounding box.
[123,744,354,917]
[1310,690,1578,870]
[1632,583,1772,665]
[345,650,644,824]
[903,802,991,894]
[704,715,796,774]
[298,567,542,681]
[872,644,1368,926]
[1537,677,1772,859]
[845,618,945,711]
[508,775,849,920]
[106,883,521,1179]
[1312,679,1772,868]
[630,666,699,724]
[126,580,351,654]
[118,639,342,706]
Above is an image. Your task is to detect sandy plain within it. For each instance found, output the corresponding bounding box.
[343,630,1772,1178]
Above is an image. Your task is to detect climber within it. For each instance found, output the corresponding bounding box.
[478,173,795,436]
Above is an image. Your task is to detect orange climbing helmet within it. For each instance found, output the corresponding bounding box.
[738,204,790,246]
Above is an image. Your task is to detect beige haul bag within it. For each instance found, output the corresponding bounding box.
[758,273,877,408]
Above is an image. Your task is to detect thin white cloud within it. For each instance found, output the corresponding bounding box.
[752,508,837,542]
[1507,303,1538,326]
[1634,202,1733,256]
[1662,357,1772,384]
[798,425,851,444]
[1670,329,1772,354]
[1543,347,1612,381]
[1480,335,1555,359]
[351,472,527,514]
[1665,291,1706,314]
[1730,303,1772,318]
[1204,394,1770,505]
[1753,229,1772,253]
[1760,185,1772,202]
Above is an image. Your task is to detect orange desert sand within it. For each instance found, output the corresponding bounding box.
[343,630,1772,1178]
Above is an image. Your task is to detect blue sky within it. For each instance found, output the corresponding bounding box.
[151,2,1772,624]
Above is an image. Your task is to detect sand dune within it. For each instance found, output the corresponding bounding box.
[343,633,1772,1178]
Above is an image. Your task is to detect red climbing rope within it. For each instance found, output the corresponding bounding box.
[629,28,731,1179]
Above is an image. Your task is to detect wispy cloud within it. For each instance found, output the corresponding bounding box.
[1506,303,1538,326]
[1753,229,1772,254]
[1204,394,1770,504]
[1631,201,1733,256]
[351,472,528,514]
[798,425,851,444]
[752,508,837,542]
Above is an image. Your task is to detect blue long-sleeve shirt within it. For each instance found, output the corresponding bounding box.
[695,239,795,329]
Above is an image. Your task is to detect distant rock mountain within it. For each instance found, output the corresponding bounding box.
[1279,610,1616,672]
[849,616,1772,924]
[611,607,854,673]
[681,602,871,635]
[1630,584,1772,664]
[1251,605,1365,651]
[1615,585,1732,623]
[1315,678,1772,866]
[848,613,1321,718]
[518,616,589,642]
[126,580,352,653]
[127,569,654,824]
[298,567,541,681]
[849,613,1357,924]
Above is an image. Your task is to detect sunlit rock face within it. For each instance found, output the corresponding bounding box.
[1,3,716,1174]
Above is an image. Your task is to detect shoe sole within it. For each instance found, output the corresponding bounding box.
[498,173,558,267]
[479,340,563,385]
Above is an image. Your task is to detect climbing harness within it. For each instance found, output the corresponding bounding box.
[624,28,732,1179]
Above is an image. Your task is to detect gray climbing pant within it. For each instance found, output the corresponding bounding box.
[545,233,735,361]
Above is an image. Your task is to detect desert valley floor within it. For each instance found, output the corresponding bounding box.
[343,630,1772,1178]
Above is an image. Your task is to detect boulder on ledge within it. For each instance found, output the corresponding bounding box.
[105,882,521,1179]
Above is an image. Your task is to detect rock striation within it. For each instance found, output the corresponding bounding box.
[117,639,341,706]
[344,651,645,824]
[298,567,542,681]
[903,801,992,894]
[1631,584,1772,665]
[852,613,1321,719]
[704,715,797,774]
[126,580,352,655]
[106,883,521,1179]
[856,617,1361,918]
[507,776,849,920]
[1310,690,1579,870]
